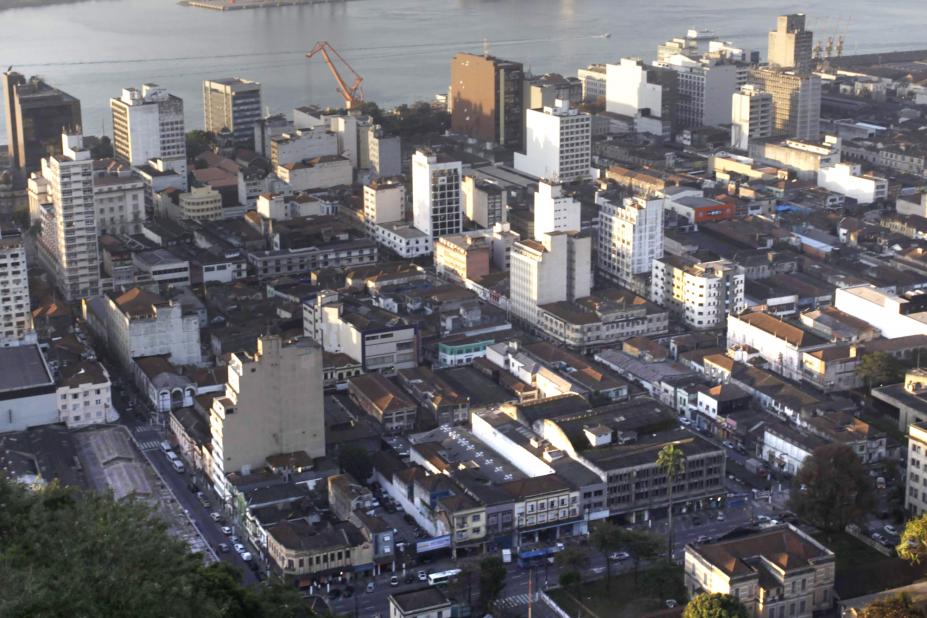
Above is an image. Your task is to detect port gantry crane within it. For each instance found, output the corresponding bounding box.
[306,41,365,109]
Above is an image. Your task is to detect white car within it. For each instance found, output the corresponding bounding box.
[885,524,898,536]
[221,526,233,536]
[233,543,246,554]
[210,512,221,522]
[679,417,692,426]
[240,552,253,562]
[609,551,631,561]
[417,571,427,582]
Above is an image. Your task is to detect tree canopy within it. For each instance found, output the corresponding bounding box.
[590,520,624,590]
[859,593,927,618]
[788,443,874,532]
[186,130,217,160]
[337,445,373,482]
[857,351,905,387]
[0,478,307,618]
[683,592,749,618]
[478,556,507,610]
[898,514,927,565]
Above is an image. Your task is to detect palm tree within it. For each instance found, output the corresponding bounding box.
[656,443,686,561]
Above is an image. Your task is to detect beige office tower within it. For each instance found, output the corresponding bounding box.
[202,78,262,147]
[768,13,814,74]
[731,85,773,150]
[509,231,591,324]
[208,335,325,493]
[749,67,821,140]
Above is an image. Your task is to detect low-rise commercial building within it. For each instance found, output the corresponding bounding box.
[348,373,417,434]
[56,360,113,428]
[303,291,418,373]
[0,344,57,432]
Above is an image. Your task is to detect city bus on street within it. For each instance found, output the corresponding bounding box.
[427,569,461,586]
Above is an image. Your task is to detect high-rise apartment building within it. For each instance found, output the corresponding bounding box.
[605,58,677,137]
[0,229,33,344]
[412,149,462,240]
[32,133,100,301]
[651,255,745,329]
[203,78,262,147]
[655,55,747,129]
[514,99,591,182]
[2,71,81,171]
[461,175,506,228]
[749,68,821,140]
[367,125,401,178]
[597,193,664,289]
[532,181,580,241]
[768,13,814,74]
[110,84,186,167]
[363,177,405,232]
[730,85,773,150]
[450,53,524,149]
[208,335,325,496]
[510,231,591,324]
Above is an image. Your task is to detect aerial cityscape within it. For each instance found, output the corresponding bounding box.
[3,3,927,617]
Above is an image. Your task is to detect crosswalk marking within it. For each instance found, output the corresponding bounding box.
[138,440,161,451]
[495,594,532,609]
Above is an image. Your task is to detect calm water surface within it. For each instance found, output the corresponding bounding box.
[0,0,925,140]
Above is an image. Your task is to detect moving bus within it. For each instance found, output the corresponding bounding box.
[427,569,461,586]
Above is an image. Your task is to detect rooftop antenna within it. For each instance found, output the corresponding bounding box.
[483,37,491,57]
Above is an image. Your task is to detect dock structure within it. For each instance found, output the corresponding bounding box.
[180,0,345,11]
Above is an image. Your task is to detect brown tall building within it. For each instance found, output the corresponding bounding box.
[2,71,82,171]
[450,53,524,150]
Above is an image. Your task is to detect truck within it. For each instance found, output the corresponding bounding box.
[501,548,512,564]
[745,458,768,477]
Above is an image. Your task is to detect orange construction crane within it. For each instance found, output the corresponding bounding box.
[306,41,365,109]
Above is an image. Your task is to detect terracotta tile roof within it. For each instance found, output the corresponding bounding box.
[737,312,827,348]
[348,374,414,413]
[691,525,833,578]
[113,287,168,318]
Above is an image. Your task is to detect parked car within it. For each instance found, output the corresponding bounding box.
[233,543,246,554]
[390,576,399,587]
[696,535,710,545]
[241,552,252,562]
[716,512,726,522]
[366,582,375,593]
[210,512,222,522]
[609,551,631,561]
[885,524,898,536]
[871,532,886,544]
[679,417,691,426]
[417,571,427,582]
[221,526,233,535]
[722,440,735,450]
[218,543,230,553]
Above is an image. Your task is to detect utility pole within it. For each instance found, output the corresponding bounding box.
[528,567,533,618]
